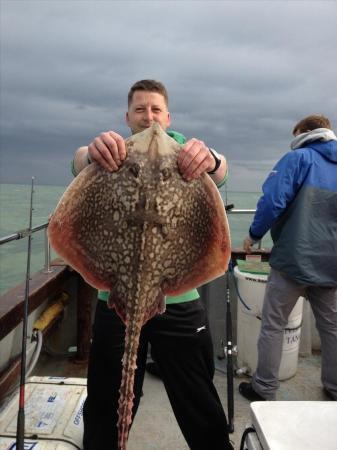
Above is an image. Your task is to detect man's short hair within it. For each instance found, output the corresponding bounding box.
[293,114,332,135]
[127,79,169,107]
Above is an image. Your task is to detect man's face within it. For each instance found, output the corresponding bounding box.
[126,90,171,134]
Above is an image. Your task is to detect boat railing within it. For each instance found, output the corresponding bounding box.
[0,208,260,275]
[0,221,52,273]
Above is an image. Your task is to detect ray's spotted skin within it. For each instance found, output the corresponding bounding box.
[48,123,231,450]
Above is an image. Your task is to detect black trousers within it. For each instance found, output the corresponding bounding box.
[83,299,232,450]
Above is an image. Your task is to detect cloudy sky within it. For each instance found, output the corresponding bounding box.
[1,0,336,191]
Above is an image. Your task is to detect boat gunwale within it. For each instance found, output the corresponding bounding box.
[0,262,73,341]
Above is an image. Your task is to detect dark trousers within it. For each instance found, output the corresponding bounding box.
[83,299,231,450]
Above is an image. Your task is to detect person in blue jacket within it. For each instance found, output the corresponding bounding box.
[239,114,337,401]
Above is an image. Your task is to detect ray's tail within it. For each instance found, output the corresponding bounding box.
[117,321,142,450]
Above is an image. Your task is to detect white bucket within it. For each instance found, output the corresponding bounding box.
[234,266,303,380]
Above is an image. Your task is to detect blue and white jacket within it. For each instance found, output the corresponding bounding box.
[249,129,337,286]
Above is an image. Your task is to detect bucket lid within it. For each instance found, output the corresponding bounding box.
[236,259,270,275]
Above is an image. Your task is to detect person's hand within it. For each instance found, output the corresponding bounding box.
[88,131,127,172]
[243,236,255,253]
[177,139,215,180]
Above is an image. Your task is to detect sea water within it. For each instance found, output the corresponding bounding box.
[0,183,272,295]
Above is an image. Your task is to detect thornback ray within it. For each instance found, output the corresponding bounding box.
[48,122,231,450]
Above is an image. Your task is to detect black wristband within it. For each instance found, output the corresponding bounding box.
[207,148,221,174]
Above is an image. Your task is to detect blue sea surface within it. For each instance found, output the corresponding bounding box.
[0,183,271,295]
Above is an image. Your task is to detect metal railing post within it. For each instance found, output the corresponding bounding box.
[43,225,53,274]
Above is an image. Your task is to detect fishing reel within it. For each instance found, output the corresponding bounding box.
[218,339,238,360]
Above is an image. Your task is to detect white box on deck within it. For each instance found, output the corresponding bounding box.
[0,376,86,449]
[247,401,337,450]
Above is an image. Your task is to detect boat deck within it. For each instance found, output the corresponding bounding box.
[33,351,328,449]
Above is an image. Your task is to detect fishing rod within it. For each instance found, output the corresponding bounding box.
[225,267,234,433]
[16,176,35,450]
[223,182,234,432]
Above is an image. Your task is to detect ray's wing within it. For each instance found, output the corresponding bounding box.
[48,163,141,293]
[159,172,231,296]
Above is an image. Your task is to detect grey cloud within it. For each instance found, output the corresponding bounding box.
[1,0,337,189]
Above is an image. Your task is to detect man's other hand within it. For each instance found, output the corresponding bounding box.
[177,139,215,180]
[243,236,256,253]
